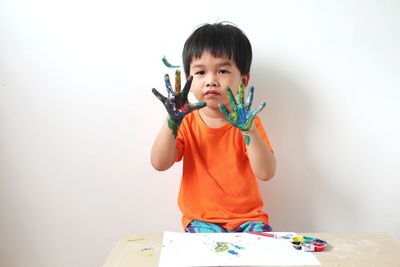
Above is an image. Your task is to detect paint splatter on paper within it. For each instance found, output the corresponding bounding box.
[214,241,244,256]
[215,242,229,252]
[159,231,321,266]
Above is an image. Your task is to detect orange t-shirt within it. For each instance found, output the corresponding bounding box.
[175,110,274,230]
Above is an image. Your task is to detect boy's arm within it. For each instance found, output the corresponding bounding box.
[150,72,206,171]
[244,127,276,181]
[151,118,179,171]
[219,83,275,181]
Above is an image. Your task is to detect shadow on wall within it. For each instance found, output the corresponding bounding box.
[251,57,358,233]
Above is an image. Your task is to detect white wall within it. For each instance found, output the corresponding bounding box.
[1,0,399,266]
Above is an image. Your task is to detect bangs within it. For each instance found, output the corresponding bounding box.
[188,27,235,60]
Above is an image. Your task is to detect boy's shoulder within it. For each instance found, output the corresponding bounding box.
[182,110,198,124]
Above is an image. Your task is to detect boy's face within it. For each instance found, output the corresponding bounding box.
[189,50,249,111]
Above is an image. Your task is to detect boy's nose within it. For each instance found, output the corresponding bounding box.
[206,78,220,87]
[206,81,218,87]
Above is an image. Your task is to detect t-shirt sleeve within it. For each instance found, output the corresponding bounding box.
[254,116,275,154]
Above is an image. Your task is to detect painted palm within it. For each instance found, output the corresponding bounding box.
[152,70,206,137]
[219,82,266,144]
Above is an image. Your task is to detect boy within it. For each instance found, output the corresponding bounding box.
[151,22,276,233]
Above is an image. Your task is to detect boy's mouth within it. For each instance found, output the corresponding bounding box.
[204,90,220,96]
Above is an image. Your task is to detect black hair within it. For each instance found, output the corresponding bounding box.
[182,22,252,77]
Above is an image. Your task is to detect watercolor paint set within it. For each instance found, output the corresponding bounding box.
[248,231,328,252]
[291,235,328,252]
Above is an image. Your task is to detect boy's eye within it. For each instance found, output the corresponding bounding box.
[219,69,229,74]
[194,71,205,75]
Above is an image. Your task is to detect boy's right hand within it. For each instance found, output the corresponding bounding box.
[152,70,206,138]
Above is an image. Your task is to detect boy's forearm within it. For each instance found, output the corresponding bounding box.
[245,127,276,181]
[151,119,179,171]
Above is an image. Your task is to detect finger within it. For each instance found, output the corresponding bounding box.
[164,74,175,96]
[152,88,167,103]
[251,101,266,117]
[243,102,266,131]
[226,86,237,109]
[175,69,181,95]
[245,86,254,111]
[188,101,206,112]
[178,101,206,117]
[238,81,244,106]
[181,76,193,99]
[219,103,236,126]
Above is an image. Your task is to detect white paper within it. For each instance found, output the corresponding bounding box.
[159,231,321,266]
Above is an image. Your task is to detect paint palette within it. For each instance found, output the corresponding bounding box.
[291,236,328,252]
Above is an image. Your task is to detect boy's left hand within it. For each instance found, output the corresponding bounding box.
[219,82,266,132]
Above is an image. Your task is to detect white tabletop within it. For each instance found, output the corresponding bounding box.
[102,232,400,267]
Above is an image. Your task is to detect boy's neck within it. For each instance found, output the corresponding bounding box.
[199,108,228,128]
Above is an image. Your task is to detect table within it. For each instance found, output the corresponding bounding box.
[102,232,400,267]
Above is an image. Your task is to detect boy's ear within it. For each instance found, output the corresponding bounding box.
[242,74,250,87]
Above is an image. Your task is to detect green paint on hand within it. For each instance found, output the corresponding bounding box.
[244,135,251,145]
[167,116,182,139]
